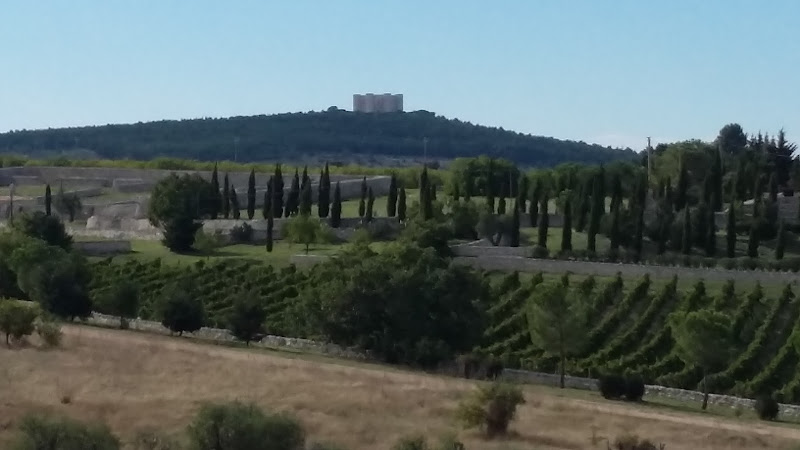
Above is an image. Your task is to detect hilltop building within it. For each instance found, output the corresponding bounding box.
[353,93,403,113]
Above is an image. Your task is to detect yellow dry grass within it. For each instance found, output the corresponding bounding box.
[2,326,800,450]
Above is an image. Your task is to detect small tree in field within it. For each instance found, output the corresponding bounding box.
[284,214,327,254]
[157,281,204,336]
[671,309,733,410]
[100,280,140,328]
[0,301,39,345]
[528,281,589,388]
[188,401,304,450]
[227,292,267,346]
[456,382,524,438]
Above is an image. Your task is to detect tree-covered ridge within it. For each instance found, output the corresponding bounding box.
[0,110,636,166]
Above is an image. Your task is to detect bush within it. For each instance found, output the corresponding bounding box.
[531,245,549,259]
[0,300,39,345]
[598,374,627,399]
[194,229,225,254]
[392,435,465,450]
[132,429,182,450]
[609,434,665,450]
[624,377,645,402]
[12,414,120,450]
[187,401,305,450]
[230,222,254,243]
[456,382,524,437]
[36,319,62,348]
[754,394,779,421]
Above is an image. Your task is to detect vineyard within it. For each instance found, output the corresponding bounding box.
[89,258,800,403]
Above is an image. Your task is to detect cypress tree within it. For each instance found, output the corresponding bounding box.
[587,173,603,252]
[358,177,367,217]
[287,169,300,217]
[498,197,507,215]
[425,183,436,219]
[609,206,620,251]
[747,222,760,258]
[398,187,407,222]
[597,165,606,213]
[712,147,723,211]
[246,168,256,220]
[44,184,52,216]
[318,163,331,218]
[561,195,572,251]
[509,201,520,247]
[299,181,312,216]
[330,182,342,228]
[634,199,645,259]
[776,219,786,260]
[222,173,230,219]
[430,182,437,201]
[726,201,736,258]
[387,173,398,216]
[695,202,708,250]
[230,186,241,220]
[529,179,541,227]
[301,166,310,192]
[266,205,274,252]
[262,191,270,220]
[364,188,375,223]
[681,206,691,255]
[705,205,716,257]
[453,183,461,202]
[210,164,220,219]
[517,175,528,213]
[768,173,779,203]
[486,165,495,214]
[610,172,622,212]
[675,154,688,211]
[272,164,284,218]
[537,192,549,248]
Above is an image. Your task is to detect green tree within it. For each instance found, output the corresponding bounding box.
[227,292,267,346]
[705,206,716,257]
[497,197,506,215]
[609,206,620,251]
[262,176,273,219]
[11,211,72,249]
[0,301,38,345]
[187,401,304,450]
[284,214,327,254]
[330,182,342,228]
[421,169,434,220]
[675,154,688,211]
[230,186,241,219]
[387,173,398,217]
[529,281,589,388]
[561,195,572,252]
[748,202,760,258]
[398,187,407,222]
[301,165,310,192]
[671,309,734,410]
[529,179,541,227]
[775,219,786,260]
[158,280,204,336]
[287,169,300,217]
[587,173,603,252]
[100,280,140,329]
[210,163,221,219]
[54,182,81,222]
[266,204,274,252]
[358,177,367,217]
[711,148,723,211]
[318,164,331,218]
[517,175,528,213]
[726,201,736,258]
[509,201,520,247]
[768,173,779,203]
[681,207,692,255]
[12,414,120,450]
[486,162,495,214]
[44,184,52,216]
[364,187,375,223]
[272,164,285,217]
[717,123,747,155]
[299,181,312,216]
[222,173,230,219]
[246,168,256,220]
[537,192,549,248]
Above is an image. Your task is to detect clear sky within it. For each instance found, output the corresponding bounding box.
[1,0,798,150]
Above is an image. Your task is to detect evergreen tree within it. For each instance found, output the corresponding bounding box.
[596,165,606,213]
[634,201,644,259]
[266,206,274,252]
[430,182,437,201]
[424,182,435,220]
[681,207,691,255]
[529,179,541,227]
[398,187,407,222]
[609,206,620,251]
[262,191,270,219]
[537,192,549,248]
[299,181,312,216]
[272,164,284,218]
[358,177,367,217]
[609,172,622,212]
[509,201,520,247]
[768,173,779,203]
[222,173,230,219]
[452,183,461,202]
[486,165,495,214]
[711,147,723,211]
[498,197,507,215]
[695,202,708,249]
[286,169,300,217]
[330,182,342,228]
[776,219,786,260]
[705,205,716,257]
[246,168,256,220]
[301,165,310,192]
[210,163,220,219]
[364,188,375,223]
[44,184,52,216]
[318,163,331,218]
[748,201,760,258]
[419,168,432,220]
[587,173,603,252]
[675,153,688,211]
[561,195,572,251]
[387,173,398,216]
[517,175,528,213]
[230,186,241,219]
[726,201,736,258]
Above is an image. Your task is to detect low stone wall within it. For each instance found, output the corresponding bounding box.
[452,244,532,258]
[73,240,132,256]
[84,313,366,360]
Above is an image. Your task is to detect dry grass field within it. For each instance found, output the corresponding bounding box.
[2,326,800,450]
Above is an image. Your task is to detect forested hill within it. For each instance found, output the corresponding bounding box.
[0,110,637,166]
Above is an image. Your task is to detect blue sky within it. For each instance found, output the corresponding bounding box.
[1,0,798,150]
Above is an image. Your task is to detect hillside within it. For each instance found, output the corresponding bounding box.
[0,110,636,166]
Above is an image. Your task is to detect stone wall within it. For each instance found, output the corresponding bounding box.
[452,243,532,258]
[73,240,132,256]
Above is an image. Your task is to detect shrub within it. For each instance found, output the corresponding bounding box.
[36,319,63,348]
[754,394,779,421]
[624,377,646,402]
[0,301,39,345]
[598,374,626,399]
[132,429,182,450]
[230,222,253,243]
[194,229,225,254]
[531,245,549,259]
[609,434,665,450]
[455,353,482,379]
[12,414,120,450]
[187,401,305,450]
[455,382,525,437]
[392,435,465,450]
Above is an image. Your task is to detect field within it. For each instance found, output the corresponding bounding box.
[2,325,800,450]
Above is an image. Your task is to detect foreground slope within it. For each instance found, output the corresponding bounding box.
[1,325,799,450]
[0,111,635,166]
